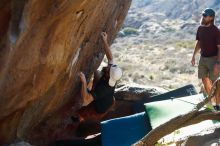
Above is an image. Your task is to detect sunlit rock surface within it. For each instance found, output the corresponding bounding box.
[0,0,131,144]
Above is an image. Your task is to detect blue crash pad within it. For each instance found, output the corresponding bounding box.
[101,112,151,146]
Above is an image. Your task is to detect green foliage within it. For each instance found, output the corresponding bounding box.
[168,85,173,89]
[149,75,154,80]
[174,40,195,49]
[123,27,139,36]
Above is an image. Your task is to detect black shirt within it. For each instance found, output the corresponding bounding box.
[196,24,220,57]
[90,76,115,113]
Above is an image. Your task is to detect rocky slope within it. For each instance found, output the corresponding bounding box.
[183,124,220,146]
[124,0,220,41]
[0,0,131,144]
[111,0,220,90]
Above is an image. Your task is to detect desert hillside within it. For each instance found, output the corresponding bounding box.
[110,0,220,90]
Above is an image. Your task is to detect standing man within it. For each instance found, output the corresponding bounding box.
[191,8,220,110]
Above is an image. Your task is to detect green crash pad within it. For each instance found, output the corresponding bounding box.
[144,94,205,129]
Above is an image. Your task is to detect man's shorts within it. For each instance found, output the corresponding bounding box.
[198,56,220,81]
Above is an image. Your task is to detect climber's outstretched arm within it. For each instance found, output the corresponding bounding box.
[101,32,113,64]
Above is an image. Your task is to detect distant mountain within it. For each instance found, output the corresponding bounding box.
[111,0,220,94]
[130,0,220,21]
[119,0,220,42]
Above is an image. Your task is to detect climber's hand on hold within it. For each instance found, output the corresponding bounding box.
[101,32,108,43]
[79,72,86,83]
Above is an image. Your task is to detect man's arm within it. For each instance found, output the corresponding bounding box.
[213,45,220,77]
[101,32,113,64]
[79,72,88,100]
[213,29,220,77]
[191,40,201,66]
[217,45,220,63]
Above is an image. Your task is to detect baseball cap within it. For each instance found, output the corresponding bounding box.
[108,65,122,87]
[202,8,215,17]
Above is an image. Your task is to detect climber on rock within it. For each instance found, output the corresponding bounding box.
[72,32,122,122]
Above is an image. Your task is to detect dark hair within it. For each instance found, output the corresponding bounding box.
[211,17,215,25]
[200,16,215,25]
[101,66,110,79]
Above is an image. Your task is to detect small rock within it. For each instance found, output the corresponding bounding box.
[10,141,33,146]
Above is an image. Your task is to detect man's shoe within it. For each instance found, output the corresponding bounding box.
[205,102,215,111]
[213,105,220,111]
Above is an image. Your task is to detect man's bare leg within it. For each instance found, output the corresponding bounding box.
[217,96,220,105]
[215,79,220,105]
[79,72,93,106]
[213,78,220,106]
[202,77,217,104]
[71,72,94,122]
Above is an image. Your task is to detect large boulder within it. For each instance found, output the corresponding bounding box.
[0,0,131,144]
[114,83,167,101]
[182,125,220,146]
[103,83,167,120]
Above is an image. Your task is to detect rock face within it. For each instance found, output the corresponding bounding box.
[114,83,167,101]
[0,0,131,144]
[103,84,167,119]
[183,125,220,146]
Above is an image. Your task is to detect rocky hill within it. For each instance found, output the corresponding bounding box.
[124,0,220,42]
[111,0,220,90]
